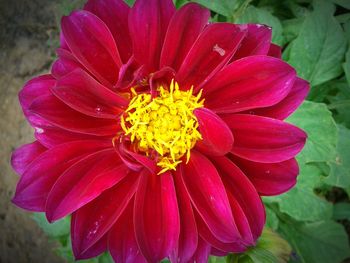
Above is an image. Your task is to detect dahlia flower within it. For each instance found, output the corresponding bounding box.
[11,0,308,262]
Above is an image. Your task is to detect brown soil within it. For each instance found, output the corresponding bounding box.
[0,0,64,262]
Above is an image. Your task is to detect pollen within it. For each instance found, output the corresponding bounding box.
[121,80,204,174]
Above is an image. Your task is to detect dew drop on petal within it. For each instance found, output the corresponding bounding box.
[35,127,44,134]
[95,106,102,113]
[213,44,226,56]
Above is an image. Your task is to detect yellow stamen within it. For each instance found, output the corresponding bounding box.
[121,80,204,174]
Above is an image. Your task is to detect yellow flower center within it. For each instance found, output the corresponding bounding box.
[121,80,204,174]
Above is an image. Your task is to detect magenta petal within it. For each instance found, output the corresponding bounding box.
[223,114,307,163]
[195,108,234,156]
[253,78,310,120]
[233,24,272,59]
[134,171,180,262]
[19,74,55,112]
[212,156,265,241]
[234,157,299,196]
[226,193,254,246]
[29,94,119,136]
[46,149,128,222]
[52,69,128,119]
[12,141,109,211]
[170,169,198,263]
[71,173,139,256]
[160,3,210,71]
[34,125,109,148]
[51,48,82,79]
[267,43,282,58]
[181,151,240,243]
[195,212,246,253]
[203,56,296,114]
[129,0,175,71]
[59,31,69,50]
[61,10,122,87]
[11,141,46,175]
[176,23,247,90]
[189,237,211,263]
[75,234,107,260]
[109,203,147,263]
[84,0,132,63]
[115,139,157,174]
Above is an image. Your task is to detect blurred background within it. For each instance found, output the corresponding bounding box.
[0,1,84,262]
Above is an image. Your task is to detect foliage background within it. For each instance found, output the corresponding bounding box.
[1,0,350,262]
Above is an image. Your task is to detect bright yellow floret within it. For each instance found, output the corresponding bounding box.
[121,80,204,174]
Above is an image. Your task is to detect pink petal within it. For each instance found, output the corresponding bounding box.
[19,74,55,111]
[194,108,234,156]
[84,0,132,63]
[233,24,272,59]
[202,56,296,114]
[212,156,265,241]
[195,212,246,253]
[71,173,139,257]
[29,94,119,136]
[223,114,307,163]
[189,237,211,263]
[74,234,107,260]
[109,203,147,263]
[52,69,128,119]
[51,48,82,79]
[129,0,175,71]
[211,247,228,257]
[253,77,310,120]
[267,43,282,58]
[34,125,109,148]
[61,10,122,87]
[46,149,128,222]
[11,141,46,175]
[226,192,254,245]
[181,151,240,243]
[170,169,198,263]
[233,156,299,196]
[59,31,69,50]
[176,23,247,90]
[115,138,157,174]
[134,171,180,262]
[12,141,109,211]
[160,3,210,71]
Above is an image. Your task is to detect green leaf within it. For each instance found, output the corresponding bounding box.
[124,0,135,6]
[265,206,279,230]
[282,18,304,43]
[332,0,350,9]
[236,5,284,45]
[325,125,350,188]
[287,101,338,163]
[285,0,310,18]
[286,1,347,86]
[279,220,350,263]
[336,13,350,24]
[267,163,333,221]
[32,213,70,238]
[343,47,350,86]
[231,228,291,263]
[208,256,226,263]
[327,79,350,128]
[245,248,277,263]
[333,202,350,220]
[192,0,249,17]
